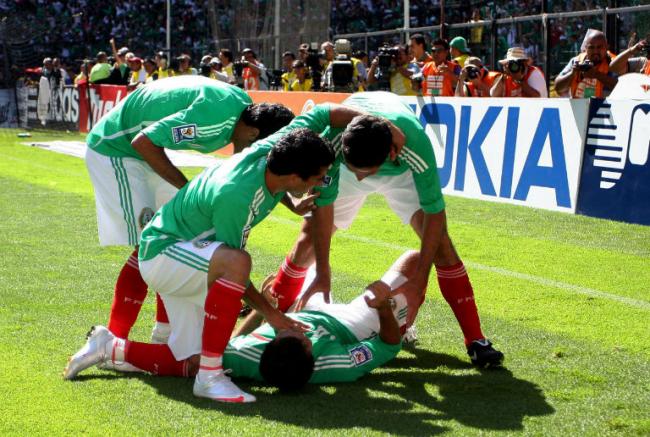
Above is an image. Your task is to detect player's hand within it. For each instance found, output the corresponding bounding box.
[364,281,392,310]
[395,278,427,326]
[289,191,320,216]
[295,275,331,311]
[266,310,310,333]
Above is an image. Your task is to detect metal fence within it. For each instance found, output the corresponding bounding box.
[334,4,650,87]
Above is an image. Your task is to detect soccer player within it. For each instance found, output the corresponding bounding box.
[64,127,335,403]
[268,91,504,368]
[226,250,422,390]
[85,75,294,343]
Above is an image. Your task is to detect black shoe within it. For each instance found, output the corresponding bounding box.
[467,339,504,368]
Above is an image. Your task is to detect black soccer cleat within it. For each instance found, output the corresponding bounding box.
[467,339,504,368]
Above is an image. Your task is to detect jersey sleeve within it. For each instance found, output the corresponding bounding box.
[140,94,243,152]
[313,127,345,207]
[309,336,401,384]
[251,103,333,154]
[397,118,446,214]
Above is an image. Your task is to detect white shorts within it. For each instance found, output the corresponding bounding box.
[85,147,178,246]
[139,240,222,360]
[303,270,409,341]
[333,165,420,230]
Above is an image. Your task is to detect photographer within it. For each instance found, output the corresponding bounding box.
[280,51,297,91]
[455,57,497,97]
[321,39,361,92]
[367,44,420,96]
[491,47,547,97]
[555,29,617,98]
[240,48,267,90]
[420,39,460,97]
[288,60,312,91]
[218,49,236,84]
[155,52,174,79]
[609,37,650,77]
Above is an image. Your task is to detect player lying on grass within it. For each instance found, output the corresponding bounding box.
[266,91,504,368]
[63,251,422,392]
[64,127,335,403]
[86,76,295,345]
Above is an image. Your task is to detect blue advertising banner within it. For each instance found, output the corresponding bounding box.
[576,99,650,225]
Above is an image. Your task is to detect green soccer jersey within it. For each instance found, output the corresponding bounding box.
[223,311,401,383]
[86,75,252,159]
[315,91,445,214]
[138,145,282,261]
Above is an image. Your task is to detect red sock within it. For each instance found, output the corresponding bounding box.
[124,341,192,376]
[107,249,148,338]
[155,293,169,323]
[436,262,485,345]
[271,257,308,312]
[201,278,245,363]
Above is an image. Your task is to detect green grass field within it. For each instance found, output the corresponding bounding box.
[1,129,649,436]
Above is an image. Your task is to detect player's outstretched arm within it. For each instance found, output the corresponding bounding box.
[364,281,401,345]
[131,133,188,189]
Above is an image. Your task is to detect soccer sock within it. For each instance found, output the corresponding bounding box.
[436,262,485,346]
[271,257,308,312]
[198,278,245,376]
[107,249,148,339]
[154,292,169,324]
[123,340,192,376]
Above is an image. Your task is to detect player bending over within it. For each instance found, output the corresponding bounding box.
[86,76,294,344]
[64,127,335,403]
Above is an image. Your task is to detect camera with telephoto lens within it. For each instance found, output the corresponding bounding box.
[267,69,283,90]
[304,43,323,91]
[377,45,398,69]
[466,65,481,80]
[200,63,212,77]
[233,60,247,77]
[507,60,526,73]
[576,60,594,72]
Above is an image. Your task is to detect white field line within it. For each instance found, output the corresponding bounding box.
[268,216,650,310]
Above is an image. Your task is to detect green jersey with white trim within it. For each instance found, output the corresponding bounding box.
[138,146,281,262]
[86,76,251,159]
[223,311,401,383]
[315,91,445,214]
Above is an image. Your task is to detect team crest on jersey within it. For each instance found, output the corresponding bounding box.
[172,124,197,143]
[350,345,372,366]
[193,239,212,249]
[138,207,155,229]
[320,175,332,187]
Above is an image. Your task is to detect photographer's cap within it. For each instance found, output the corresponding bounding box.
[499,47,529,64]
[450,36,470,54]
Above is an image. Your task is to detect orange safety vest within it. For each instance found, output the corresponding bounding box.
[569,52,613,98]
[466,71,499,97]
[644,58,650,76]
[504,65,543,97]
[243,64,260,90]
[421,60,458,97]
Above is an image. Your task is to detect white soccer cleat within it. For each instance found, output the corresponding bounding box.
[63,326,113,380]
[150,322,171,344]
[97,360,143,373]
[193,370,256,403]
[402,325,418,345]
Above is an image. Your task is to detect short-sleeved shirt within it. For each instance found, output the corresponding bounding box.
[86,75,252,159]
[315,92,445,215]
[138,145,282,261]
[223,310,401,383]
[89,63,111,82]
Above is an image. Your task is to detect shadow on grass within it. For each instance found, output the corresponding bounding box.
[96,347,554,436]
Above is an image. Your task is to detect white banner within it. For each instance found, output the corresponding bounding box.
[402,97,590,213]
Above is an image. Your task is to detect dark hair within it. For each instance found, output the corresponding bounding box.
[267,128,334,181]
[410,33,427,49]
[282,51,296,60]
[342,115,391,168]
[242,48,256,58]
[432,38,450,51]
[219,48,233,63]
[241,103,295,140]
[259,336,315,392]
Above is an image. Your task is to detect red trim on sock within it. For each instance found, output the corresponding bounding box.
[107,249,148,338]
[272,257,308,312]
[436,262,485,345]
